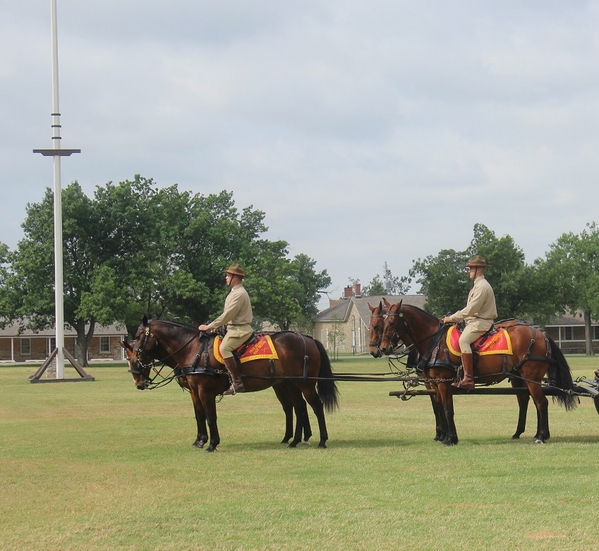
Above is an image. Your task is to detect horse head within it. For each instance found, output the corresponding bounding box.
[368,301,386,358]
[380,299,405,355]
[120,317,160,390]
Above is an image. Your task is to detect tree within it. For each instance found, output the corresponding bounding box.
[410,249,470,316]
[539,223,599,355]
[410,224,534,319]
[7,176,330,361]
[363,263,411,296]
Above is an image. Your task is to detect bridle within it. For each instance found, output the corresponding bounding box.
[127,322,200,389]
[368,313,386,350]
[382,305,446,356]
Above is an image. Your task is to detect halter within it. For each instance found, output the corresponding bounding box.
[128,322,201,389]
[368,314,386,350]
[382,305,447,362]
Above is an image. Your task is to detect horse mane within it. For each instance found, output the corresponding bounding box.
[400,303,441,325]
[150,318,199,332]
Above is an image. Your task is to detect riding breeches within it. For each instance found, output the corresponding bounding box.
[220,325,253,359]
[458,322,491,354]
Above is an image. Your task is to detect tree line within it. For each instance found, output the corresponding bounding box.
[0,176,331,364]
[364,222,599,355]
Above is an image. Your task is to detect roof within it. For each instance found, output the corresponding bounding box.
[0,321,127,338]
[313,294,427,326]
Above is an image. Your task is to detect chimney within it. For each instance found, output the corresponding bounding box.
[353,283,362,297]
[344,286,353,299]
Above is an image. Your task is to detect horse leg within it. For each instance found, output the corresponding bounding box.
[437,383,458,446]
[511,380,530,439]
[300,385,329,448]
[427,387,447,442]
[273,385,295,444]
[188,381,208,449]
[528,384,550,443]
[198,386,221,452]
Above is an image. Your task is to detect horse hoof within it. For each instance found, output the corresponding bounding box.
[193,440,206,449]
[288,442,298,448]
[301,440,311,446]
[205,447,217,453]
[534,438,545,444]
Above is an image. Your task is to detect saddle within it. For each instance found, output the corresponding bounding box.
[213,333,279,364]
[446,323,513,357]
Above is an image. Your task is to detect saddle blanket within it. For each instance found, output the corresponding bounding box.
[213,334,279,364]
[446,325,513,357]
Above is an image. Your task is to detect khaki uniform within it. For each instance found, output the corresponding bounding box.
[448,275,497,354]
[206,283,253,359]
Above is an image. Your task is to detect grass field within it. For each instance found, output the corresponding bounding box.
[1,355,599,551]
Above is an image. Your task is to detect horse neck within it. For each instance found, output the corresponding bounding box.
[402,306,442,354]
[153,323,200,368]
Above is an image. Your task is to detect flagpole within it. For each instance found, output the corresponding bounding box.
[34,0,80,379]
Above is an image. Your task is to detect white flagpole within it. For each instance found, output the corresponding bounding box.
[50,0,65,379]
[34,0,80,379]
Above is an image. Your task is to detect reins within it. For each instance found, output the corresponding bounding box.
[131,321,206,389]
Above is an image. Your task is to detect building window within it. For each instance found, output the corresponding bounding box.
[100,336,110,354]
[564,327,573,340]
[21,338,31,355]
[594,326,599,341]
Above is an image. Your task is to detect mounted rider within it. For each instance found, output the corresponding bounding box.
[442,255,497,390]
[198,263,253,395]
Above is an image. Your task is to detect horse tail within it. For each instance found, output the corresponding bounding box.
[547,336,578,411]
[313,338,340,412]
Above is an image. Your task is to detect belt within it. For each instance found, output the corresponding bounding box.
[228,323,250,326]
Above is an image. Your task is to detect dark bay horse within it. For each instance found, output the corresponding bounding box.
[379,300,577,445]
[123,318,339,452]
[368,300,447,442]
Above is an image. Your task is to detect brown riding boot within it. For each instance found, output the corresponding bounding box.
[223,356,245,395]
[453,352,475,390]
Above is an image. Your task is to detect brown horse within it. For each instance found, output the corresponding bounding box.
[123,317,339,452]
[379,299,577,445]
[369,300,539,442]
[368,300,447,442]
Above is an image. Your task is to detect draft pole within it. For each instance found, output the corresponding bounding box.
[33,0,91,383]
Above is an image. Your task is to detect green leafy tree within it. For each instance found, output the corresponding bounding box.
[364,263,411,296]
[410,224,534,320]
[8,176,330,360]
[539,223,599,355]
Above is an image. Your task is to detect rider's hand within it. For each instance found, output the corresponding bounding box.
[198,324,210,332]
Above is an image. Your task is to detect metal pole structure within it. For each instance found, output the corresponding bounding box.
[34,0,80,379]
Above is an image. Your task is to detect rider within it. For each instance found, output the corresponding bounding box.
[441,255,497,390]
[198,263,253,395]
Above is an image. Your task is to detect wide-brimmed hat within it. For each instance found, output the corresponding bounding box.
[466,255,488,268]
[224,263,246,277]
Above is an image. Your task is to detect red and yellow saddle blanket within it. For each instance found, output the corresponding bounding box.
[213,334,279,365]
[446,325,513,357]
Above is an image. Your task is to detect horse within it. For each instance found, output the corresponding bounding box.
[368,300,447,442]
[122,317,339,452]
[369,300,538,442]
[379,299,577,445]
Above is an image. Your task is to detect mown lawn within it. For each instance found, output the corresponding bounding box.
[1,355,598,551]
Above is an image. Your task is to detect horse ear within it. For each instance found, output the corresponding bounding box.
[397,300,403,309]
[142,314,149,326]
[383,297,391,309]
[120,341,132,351]
[368,303,375,312]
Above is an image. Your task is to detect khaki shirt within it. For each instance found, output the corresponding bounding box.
[206,283,253,335]
[449,275,497,331]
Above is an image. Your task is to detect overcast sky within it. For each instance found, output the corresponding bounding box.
[3,1,599,309]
